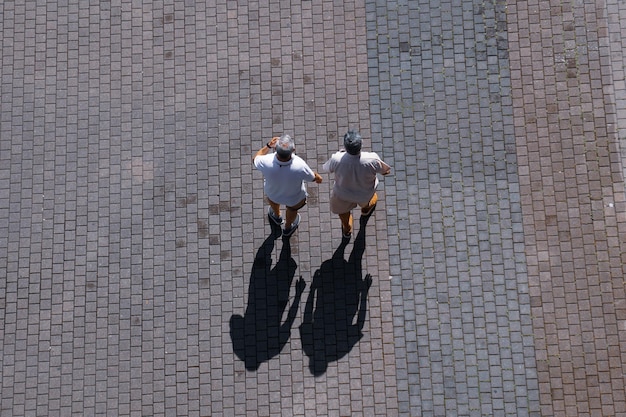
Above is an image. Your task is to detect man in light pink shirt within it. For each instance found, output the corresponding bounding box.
[322,130,391,239]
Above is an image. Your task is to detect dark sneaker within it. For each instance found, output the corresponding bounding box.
[283,214,301,237]
[268,206,284,226]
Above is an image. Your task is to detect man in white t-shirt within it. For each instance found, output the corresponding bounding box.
[322,130,391,239]
[253,134,323,237]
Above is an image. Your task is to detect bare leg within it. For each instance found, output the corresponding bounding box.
[360,192,378,215]
[268,199,281,219]
[285,207,298,230]
[284,198,306,230]
[339,212,353,236]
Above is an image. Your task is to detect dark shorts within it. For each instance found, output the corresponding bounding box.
[268,197,307,211]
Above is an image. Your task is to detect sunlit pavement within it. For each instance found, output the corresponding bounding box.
[1,1,625,416]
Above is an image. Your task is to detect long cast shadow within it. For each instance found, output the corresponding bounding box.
[230,223,305,371]
[299,216,373,376]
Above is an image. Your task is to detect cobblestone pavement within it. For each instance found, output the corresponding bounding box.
[1,1,625,416]
[507,1,626,416]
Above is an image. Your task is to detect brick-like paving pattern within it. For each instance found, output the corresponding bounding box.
[367,0,538,415]
[1,1,397,416]
[1,0,626,416]
[508,1,626,416]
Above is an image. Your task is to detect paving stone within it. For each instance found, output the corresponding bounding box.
[2,0,626,416]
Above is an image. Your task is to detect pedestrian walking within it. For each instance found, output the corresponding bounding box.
[322,130,391,239]
[253,134,323,237]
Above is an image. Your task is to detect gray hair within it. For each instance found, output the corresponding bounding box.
[276,134,295,158]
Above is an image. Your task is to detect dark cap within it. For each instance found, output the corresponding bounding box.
[343,130,362,155]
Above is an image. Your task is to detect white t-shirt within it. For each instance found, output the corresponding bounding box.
[254,153,316,206]
[322,150,391,204]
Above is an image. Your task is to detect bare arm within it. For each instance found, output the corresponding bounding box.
[252,136,279,162]
[380,160,391,175]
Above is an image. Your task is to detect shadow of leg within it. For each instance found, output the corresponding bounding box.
[230,232,303,371]
[300,230,373,376]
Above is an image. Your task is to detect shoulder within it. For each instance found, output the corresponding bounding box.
[328,150,348,163]
[291,154,307,165]
[254,153,275,168]
[292,155,313,170]
[360,152,388,165]
[322,150,346,170]
[360,151,391,173]
[359,151,381,161]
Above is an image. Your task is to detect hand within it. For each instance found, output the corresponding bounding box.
[267,136,279,149]
[313,172,323,184]
[295,277,306,295]
[363,274,373,289]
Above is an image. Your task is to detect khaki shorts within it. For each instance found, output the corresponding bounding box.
[329,193,368,214]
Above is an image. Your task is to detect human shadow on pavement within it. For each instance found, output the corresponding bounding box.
[299,216,373,376]
[230,222,305,371]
